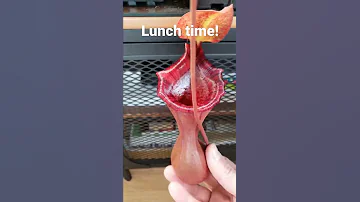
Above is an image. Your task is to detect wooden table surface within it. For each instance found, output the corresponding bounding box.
[123,168,173,202]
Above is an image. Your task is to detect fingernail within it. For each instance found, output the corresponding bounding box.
[211,144,222,161]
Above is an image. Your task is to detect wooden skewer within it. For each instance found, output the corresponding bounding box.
[189,0,197,121]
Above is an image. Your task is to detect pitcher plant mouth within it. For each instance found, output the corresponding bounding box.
[156,43,225,114]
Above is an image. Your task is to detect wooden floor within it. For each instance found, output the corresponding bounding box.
[123,167,173,202]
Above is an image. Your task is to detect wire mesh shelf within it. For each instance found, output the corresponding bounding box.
[123,57,236,161]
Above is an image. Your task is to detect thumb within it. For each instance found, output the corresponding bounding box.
[206,144,236,197]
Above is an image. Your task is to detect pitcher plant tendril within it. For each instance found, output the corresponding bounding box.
[156,4,234,185]
[189,0,208,146]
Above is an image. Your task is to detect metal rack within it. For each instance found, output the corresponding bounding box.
[123,28,236,181]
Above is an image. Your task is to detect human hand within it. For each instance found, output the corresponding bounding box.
[164,144,236,202]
